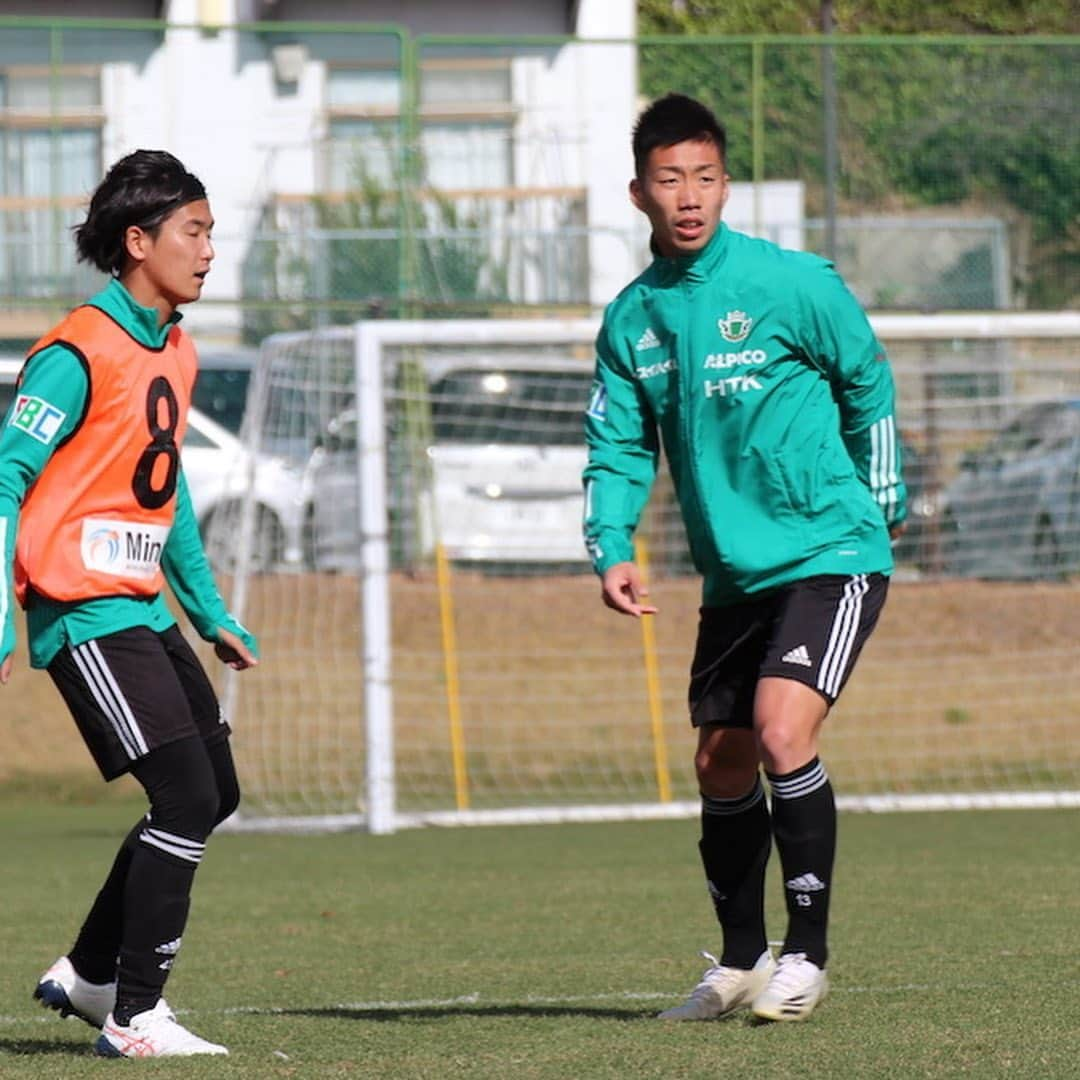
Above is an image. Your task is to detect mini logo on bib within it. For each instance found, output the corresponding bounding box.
[81,519,170,579]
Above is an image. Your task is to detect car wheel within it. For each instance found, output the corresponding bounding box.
[1032,517,1064,580]
[203,503,284,574]
[935,509,963,576]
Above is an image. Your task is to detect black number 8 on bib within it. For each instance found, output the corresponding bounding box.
[132,376,180,510]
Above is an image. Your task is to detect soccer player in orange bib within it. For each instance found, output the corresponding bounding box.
[0,150,258,1057]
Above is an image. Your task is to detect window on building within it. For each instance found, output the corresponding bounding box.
[324,58,513,193]
[0,67,103,299]
[419,60,513,190]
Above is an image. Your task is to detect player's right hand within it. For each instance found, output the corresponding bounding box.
[600,561,658,618]
[0,653,12,685]
[214,626,259,671]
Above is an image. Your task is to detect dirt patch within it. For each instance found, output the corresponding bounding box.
[2,575,1077,806]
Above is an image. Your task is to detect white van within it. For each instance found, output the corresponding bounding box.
[305,354,592,571]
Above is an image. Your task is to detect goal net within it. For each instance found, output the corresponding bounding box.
[212,313,1080,833]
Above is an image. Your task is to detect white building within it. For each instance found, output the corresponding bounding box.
[0,0,640,341]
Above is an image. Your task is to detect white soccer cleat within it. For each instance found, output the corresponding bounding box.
[657,949,775,1020]
[95,1000,228,1057]
[34,956,116,1029]
[751,951,828,1022]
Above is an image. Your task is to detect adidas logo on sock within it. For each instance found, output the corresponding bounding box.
[707,880,728,903]
[635,327,660,351]
[785,873,826,892]
[782,644,812,667]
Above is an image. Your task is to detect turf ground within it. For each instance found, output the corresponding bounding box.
[1,799,1078,1078]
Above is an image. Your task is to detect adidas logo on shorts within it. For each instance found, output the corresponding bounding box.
[781,644,812,667]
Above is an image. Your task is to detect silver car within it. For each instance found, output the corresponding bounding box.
[915,398,1080,579]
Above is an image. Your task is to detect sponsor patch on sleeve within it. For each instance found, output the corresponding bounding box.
[9,395,66,445]
[586,381,608,422]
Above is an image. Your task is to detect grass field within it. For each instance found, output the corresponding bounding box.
[1,798,1079,1078]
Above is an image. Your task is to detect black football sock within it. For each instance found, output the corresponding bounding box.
[111,736,220,1026]
[68,821,142,986]
[767,756,836,969]
[112,835,202,1025]
[698,776,771,968]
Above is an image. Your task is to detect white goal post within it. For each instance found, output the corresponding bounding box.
[219,311,1080,834]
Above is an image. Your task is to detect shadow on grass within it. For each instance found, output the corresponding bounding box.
[281,1004,657,1022]
[0,1037,94,1056]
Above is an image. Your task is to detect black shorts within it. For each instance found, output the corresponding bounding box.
[47,624,230,781]
[688,573,888,729]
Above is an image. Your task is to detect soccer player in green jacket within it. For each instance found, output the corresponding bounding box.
[0,150,257,1056]
[584,94,906,1022]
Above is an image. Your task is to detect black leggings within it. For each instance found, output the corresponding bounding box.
[69,733,240,1001]
[133,731,240,839]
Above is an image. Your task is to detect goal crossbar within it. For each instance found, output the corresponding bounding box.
[224,312,1080,834]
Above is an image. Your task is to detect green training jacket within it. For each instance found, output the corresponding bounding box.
[583,223,906,607]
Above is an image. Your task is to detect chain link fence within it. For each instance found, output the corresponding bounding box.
[0,21,1075,353]
[1,18,1078,814]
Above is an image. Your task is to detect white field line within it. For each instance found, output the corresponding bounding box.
[3,983,938,1026]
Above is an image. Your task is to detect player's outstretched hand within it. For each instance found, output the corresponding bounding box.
[214,626,259,670]
[0,653,12,685]
[601,561,658,618]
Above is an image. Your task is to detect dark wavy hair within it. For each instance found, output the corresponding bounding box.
[74,150,207,275]
[632,93,727,177]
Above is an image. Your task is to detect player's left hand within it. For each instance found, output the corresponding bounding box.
[601,561,659,618]
[0,653,12,685]
[214,626,259,670]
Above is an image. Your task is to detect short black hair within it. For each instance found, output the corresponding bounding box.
[74,149,207,275]
[632,93,727,177]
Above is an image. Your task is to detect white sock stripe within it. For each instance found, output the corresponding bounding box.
[702,779,765,816]
[143,826,206,854]
[770,762,829,800]
[817,574,868,698]
[139,829,205,864]
[69,643,143,760]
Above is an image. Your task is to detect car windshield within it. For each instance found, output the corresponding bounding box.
[192,366,251,434]
[429,369,592,446]
[985,401,1080,462]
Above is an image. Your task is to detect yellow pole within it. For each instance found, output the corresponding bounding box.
[634,538,671,802]
[435,542,469,810]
